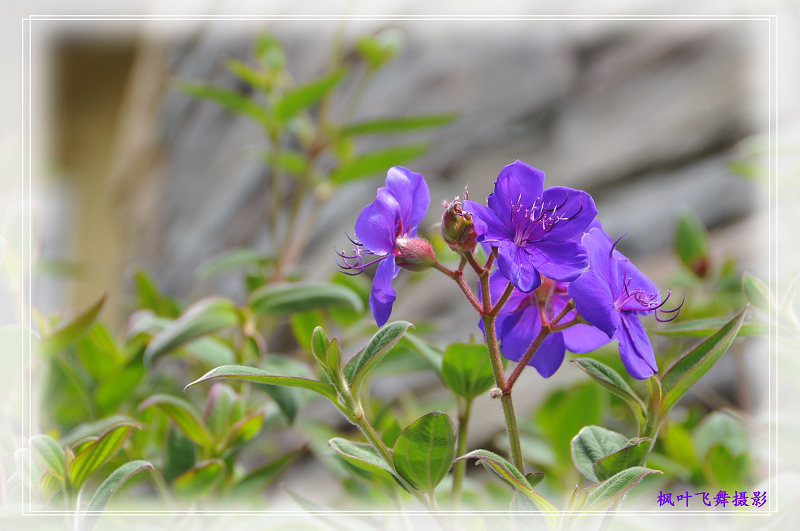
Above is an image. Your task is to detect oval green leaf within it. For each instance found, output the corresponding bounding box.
[144,297,240,367]
[441,343,495,400]
[343,321,413,392]
[742,272,774,314]
[592,438,653,482]
[570,426,628,483]
[138,394,213,450]
[248,282,363,315]
[30,435,65,480]
[177,82,267,122]
[659,306,748,416]
[392,412,456,494]
[69,424,136,489]
[37,295,105,359]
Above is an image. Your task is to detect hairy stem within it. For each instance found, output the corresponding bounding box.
[435,261,482,312]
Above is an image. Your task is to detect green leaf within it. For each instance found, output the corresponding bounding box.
[185,364,339,405]
[226,58,267,91]
[172,459,225,499]
[249,282,363,315]
[263,150,310,177]
[223,412,264,448]
[571,358,646,418]
[326,339,343,376]
[273,70,345,122]
[355,30,403,70]
[196,248,271,279]
[343,321,413,392]
[342,114,457,136]
[593,438,654,482]
[706,444,750,490]
[403,333,444,378]
[133,269,180,317]
[652,316,766,337]
[570,426,628,483]
[69,424,136,489]
[138,394,213,450]
[392,412,456,493]
[144,297,240,367]
[79,460,153,531]
[229,452,297,498]
[583,467,662,509]
[694,410,748,458]
[255,34,285,70]
[331,144,428,184]
[675,208,710,277]
[94,363,145,416]
[59,415,141,448]
[329,438,396,482]
[203,383,238,440]
[456,449,558,514]
[76,323,123,380]
[659,306,748,415]
[311,326,330,368]
[526,472,545,489]
[742,272,774,314]
[30,435,66,480]
[441,343,495,400]
[177,81,266,122]
[37,296,105,358]
[164,428,196,483]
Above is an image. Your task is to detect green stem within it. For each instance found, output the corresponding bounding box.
[450,397,472,509]
[500,393,525,473]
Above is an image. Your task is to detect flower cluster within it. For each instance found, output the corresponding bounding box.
[338,160,681,380]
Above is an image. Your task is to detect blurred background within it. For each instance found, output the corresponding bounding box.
[3,3,799,527]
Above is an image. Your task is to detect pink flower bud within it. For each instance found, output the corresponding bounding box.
[441,197,478,253]
[393,237,436,272]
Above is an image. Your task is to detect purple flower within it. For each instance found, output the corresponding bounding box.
[463,160,598,293]
[481,271,610,377]
[336,167,431,326]
[568,228,681,379]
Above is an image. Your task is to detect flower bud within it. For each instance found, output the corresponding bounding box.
[393,237,436,272]
[441,197,478,253]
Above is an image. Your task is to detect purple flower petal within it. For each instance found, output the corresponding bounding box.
[617,313,658,379]
[525,239,588,282]
[498,305,541,361]
[613,258,661,313]
[487,161,545,221]
[540,186,598,240]
[569,268,619,338]
[462,199,511,243]
[563,324,612,353]
[530,333,566,378]
[355,188,400,254]
[385,167,430,237]
[369,255,398,327]
[497,241,542,293]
